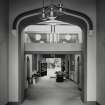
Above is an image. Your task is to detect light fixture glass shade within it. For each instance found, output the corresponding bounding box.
[65,34,71,40]
[35,34,41,40]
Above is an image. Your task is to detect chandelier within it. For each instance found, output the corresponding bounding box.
[41,0,63,20]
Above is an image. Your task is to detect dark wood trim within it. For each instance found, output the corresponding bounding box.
[12,6,93,30]
[13,8,42,29]
[63,8,93,30]
[6,101,98,105]
[24,51,82,54]
[6,102,20,105]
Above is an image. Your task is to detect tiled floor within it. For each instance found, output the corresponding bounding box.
[21,77,95,105]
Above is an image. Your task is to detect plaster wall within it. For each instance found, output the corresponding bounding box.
[96,0,105,105]
[9,30,19,102]
[87,31,96,101]
[0,0,9,105]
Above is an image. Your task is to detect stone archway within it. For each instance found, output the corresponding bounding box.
[10,7,94,103]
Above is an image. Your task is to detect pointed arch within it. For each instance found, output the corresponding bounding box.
[11,7,94,103]
[12,7,93,30]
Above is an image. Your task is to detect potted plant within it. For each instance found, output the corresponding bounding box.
[55,71,64,82]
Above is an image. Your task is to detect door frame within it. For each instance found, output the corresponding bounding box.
[12,7,93,103]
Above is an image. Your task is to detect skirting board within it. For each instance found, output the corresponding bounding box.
[96,102,101,105]
[6,102,20,105]
[6,101,99,105]
[85,101,96,105]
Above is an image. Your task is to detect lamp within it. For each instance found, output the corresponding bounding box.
[35,34,41,40]
[65,34,71,40]
[42,0,63,20]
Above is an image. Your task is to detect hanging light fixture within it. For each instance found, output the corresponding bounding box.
[42,0,63,20]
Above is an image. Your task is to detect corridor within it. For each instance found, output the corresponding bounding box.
[1,0,105,105]
[22,77,94,105]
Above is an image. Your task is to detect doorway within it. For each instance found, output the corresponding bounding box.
[23,21,84,103]
[11,7,94,103]
[24,53,82,105]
